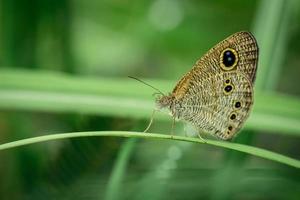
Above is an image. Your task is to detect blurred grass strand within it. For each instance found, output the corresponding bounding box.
[264,1,294,90]
[1,69,300,136]
[0,131,299,168]
[252,0,287,90]
[104,138,137,200]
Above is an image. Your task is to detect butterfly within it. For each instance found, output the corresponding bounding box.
[133,31,258,140]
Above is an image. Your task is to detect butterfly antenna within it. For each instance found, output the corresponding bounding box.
[128,76,164,95]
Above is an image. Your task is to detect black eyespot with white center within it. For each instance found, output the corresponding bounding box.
[220,48,238,71]
[223,50,236,67]
[230,114,236,120]
[235,101,241,108]
[224,85,233,93]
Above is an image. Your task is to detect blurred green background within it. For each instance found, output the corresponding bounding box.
[0,0,300,199]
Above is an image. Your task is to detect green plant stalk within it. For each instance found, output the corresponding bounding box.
[252,0,286,90]
[104,138,137,200]
[264,0,294,90]
[0,131,299,168]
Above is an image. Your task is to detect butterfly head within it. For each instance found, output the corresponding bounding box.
[155,94,174,110]
[127,76,175,113]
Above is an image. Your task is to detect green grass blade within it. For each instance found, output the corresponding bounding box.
[0,131,299,168]
[104,138,137,200]
[1,69,300,136]
[252,0,287,90]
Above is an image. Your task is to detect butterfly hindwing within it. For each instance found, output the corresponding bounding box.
[178,71,253,140]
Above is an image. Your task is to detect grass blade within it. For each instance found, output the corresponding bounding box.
[0,131,299,168]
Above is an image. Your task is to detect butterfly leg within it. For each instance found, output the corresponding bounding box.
[170,117,176,139]
[197,132,207,143]
[144,109,156,133]
[183,124,188,137]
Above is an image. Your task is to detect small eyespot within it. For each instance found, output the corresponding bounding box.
[230,114,236,120]
[224,85,233,93]
[225,79,230,84]
[235,101,241,108]
[228,126,233,131]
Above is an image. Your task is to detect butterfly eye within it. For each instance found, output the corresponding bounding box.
[152,92,162,99]
[220,48,238,71]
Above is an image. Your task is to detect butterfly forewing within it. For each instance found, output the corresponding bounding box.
[196,31,258,82]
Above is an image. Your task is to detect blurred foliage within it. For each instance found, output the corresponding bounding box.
[0,0,300,200]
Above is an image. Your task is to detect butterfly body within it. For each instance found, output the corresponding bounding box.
[156,31,258,140]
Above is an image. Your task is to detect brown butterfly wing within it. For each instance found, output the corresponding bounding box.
[178,71,253,140]
[172,31,258,140]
